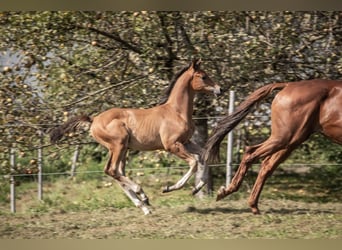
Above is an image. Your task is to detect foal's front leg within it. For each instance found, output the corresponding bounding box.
[162,141,202,193]
[184,141,209,195]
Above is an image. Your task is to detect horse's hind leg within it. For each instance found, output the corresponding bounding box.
[217,137,287,201]
[115,178,151,215]
[102,127,151,214]
[216,144,259,201]
[117,175,150,206]
[248,147,294,214]
[107,149,151,215]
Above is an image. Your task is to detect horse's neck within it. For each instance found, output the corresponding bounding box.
[166,73,195,120]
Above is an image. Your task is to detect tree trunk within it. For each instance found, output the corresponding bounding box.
[193,94,213,197]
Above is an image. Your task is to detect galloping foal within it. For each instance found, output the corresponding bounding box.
[203,79,342,214]
[51,59,221,214]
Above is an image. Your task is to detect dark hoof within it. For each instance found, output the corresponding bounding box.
[251,207,261,215]
[192,187,200,195]
[143,198,151,206]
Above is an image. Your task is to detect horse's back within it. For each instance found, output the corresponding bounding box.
[271,79,342,144]
[270,79,339,126]
[273,79,341,106]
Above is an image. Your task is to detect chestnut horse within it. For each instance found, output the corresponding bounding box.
[50,59,221,214]
[203,79,342,214]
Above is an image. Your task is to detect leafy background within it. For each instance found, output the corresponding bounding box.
[0,11,341,183]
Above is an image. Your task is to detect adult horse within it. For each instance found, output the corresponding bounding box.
[50,59,221,214]
[202,79,342,214]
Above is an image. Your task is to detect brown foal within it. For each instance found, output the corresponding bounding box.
[51,59,221,214]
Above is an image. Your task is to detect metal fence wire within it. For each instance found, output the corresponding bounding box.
[2,91,341,212]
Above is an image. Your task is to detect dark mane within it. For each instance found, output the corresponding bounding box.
[159,65,190,105]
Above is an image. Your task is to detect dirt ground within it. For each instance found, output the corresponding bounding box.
[1,197,341,239]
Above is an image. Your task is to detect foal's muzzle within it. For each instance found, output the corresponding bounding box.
[213,86,221,96]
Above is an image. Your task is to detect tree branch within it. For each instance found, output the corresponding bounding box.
[75,24,142,54]
[62,75,146,108]
[156,12,178,80]
[173,12,197,53]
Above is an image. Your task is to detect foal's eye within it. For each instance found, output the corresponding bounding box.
[201,76,207,80]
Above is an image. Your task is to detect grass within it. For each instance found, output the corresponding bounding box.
[1,163,341,215]
[0,164,341,239]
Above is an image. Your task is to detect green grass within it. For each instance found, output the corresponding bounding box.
[0,170,341,239]
[0,149,341,239]
[1,163,340,216]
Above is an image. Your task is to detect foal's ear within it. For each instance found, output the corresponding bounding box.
[190,58,202,71]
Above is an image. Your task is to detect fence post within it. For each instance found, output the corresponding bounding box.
[70,144,80,177]
[37,130,43,200]
[226,90,235,186]
[10,147,16,213]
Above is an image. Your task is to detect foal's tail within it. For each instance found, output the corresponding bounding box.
[50,115,93,143]
[202,82,287,163]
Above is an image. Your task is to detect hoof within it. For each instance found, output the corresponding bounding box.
[142,198,151,206]
[251,207,260,215]
[142,206,152,215]
[191,187,200,196]
[216,186,226,201]
[162,186,170,193]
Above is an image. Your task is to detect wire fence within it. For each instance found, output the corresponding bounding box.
[3,132,341,213]
[2,91,341,213]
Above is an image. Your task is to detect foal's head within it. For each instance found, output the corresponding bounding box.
[188,59,221,96]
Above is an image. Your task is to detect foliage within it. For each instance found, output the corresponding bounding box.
[0,11,341,179]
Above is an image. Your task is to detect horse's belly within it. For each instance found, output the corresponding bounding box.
[128,135,164,151]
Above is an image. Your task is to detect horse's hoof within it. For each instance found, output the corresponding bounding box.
[216,194,223,201]
[142,206,152,215]
[216,186,226,201]
[143,198,151,206]
[162,186,170,193]
[191,187,199,195]
[251,207,260,215]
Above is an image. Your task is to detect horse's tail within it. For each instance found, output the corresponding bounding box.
[50,115,93,143]
[202,82,287,163]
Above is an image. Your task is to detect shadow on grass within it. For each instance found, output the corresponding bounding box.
[264,207,336,215]
[184,205,251,215]
[184,205,336,215]
[264,168,341,203]
[183,165,341,216]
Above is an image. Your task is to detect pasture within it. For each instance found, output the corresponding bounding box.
[2,10,342,241]
[1,166,341,239]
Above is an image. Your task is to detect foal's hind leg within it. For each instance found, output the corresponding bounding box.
[106,149,151,215]
[101,123,151,214]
